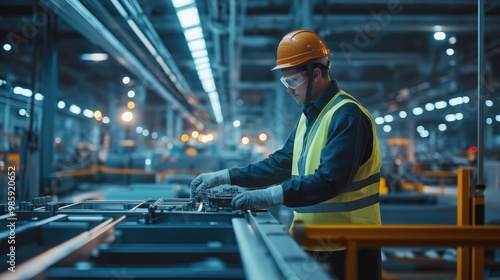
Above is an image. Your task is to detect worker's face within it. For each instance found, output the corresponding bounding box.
[281,69,309,105]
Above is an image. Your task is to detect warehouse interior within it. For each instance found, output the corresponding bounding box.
[1,0,500,279]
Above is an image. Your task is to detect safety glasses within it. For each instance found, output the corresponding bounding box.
[280,71,307,89]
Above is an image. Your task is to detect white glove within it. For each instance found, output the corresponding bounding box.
[231,186,283,210]
[190,169,230,197]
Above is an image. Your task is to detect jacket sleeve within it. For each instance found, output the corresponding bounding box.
[228,129,296,188]
[281,103,373,207]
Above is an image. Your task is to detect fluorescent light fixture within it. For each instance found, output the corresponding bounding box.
[172,0,194,8]
[424,103,435,111]
[187,39,206,52]
[57,101,66,109]
[194,57,209,64]
[435,101,447,109]
[208,91,223,123]
[22,88,32,97]
[80,53,109,61]
[412,107,423,115]
[434,32,446,40]
[69,105,81,114]
[13,86,23,94]
[176,7,200,28]
[195,63,210,71]
[197,69,213,79]
[445,114,456,122]
[184,27,203,41]
[191,49,208,58]
[374,117,384,125]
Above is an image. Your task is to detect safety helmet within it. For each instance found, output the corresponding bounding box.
[272,29,331,71]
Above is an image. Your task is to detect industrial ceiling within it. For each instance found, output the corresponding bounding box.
[1,0,499,148]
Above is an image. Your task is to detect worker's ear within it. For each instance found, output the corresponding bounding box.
[313,68,321,81]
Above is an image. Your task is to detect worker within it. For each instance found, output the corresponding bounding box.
[190,29,382,280]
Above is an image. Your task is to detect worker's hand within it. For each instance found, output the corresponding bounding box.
[190,169,230,198]
[232,186,283,210]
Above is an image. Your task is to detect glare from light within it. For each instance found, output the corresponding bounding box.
[233,120,241,128]
[420,130,429,138]
[187,39,206,52]
[424,103,435,111]
[434,25,443,31]
[136,126,143,134]
[145,159,151,165]
[201,135,209,143]
[383,125,391,132]
[434,31,446,40]
[416,126,425,133]
[176,7,200,28]
[122,76,131,84]
[3,44,12,51]
[485,100,493,107]
[435,101,447,109]
[13,86,23,94]
[83,109,94,118]
[191,49,208,58]
[121,111,133,122]
[259,133,268,142]
[496,115,500,122]
[412,107,423,115]
[172,0,194,8]
[241,136,250,145]
[151,132,158,139]
[127,101,135,109]
[181,133,189,142]
[80,53,108,62]
[57,101,66,109]
[463,96,470,103]
[375,117,384,125]
[69,105,81,114]
[191,131,199,138]
[34,93,44,100]
[127,90,135,98]
[22,88,32,97]
[184,26,203,41]
[455,113,463,120]
[445,114,456,122]
[206,134,214,141]
[94,110,103,121]
[486,118,493,125]
[438,124,447,131]
[449,97,463,106]
[446,48,454,56]
[102,116,110,124]
[55,137,61,144]
[19,109,27,116]
[399,111,407,118]
[449,36,457,44]
[142,129,150,137]
[384,115,394,123]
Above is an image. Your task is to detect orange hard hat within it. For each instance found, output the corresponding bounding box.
[272,29,331,70]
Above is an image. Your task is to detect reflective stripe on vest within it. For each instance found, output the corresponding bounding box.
[294,192,379,213]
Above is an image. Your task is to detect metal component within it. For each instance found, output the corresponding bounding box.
[204,187,241,212]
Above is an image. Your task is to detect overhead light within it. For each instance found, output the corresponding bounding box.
[435,101,447,109]
[208,91,223,124]
[102,116,110,124]
[412,107,423,115]
[399,111,407,118]
[19,109,27,116]
[233,120,241,128]
[122,76,131,84]
[383,115,393,123]
[57,101,66,109]
[383,125,391,132]
[184,27,203,41]
[142,129,149,136]
[69,105,81,114]
[34,93,44,101]
[3,44,12,51]
[419,130,429,138]
[94,110,103,121]
[80,53,109,62]
[127,90,135,98]
[425,103,435,111]
[121,111,133,122]
[433,32,446,40]
[151,132,158,139]
[172,0,194,8]
[136,127,143,134]
[191,49,208,58]
[449,36,457,44]
[83,109,94,118]
[187,39,206,52]
[438,124,447,131]
[446,48,454,56]
[176,7,200,28]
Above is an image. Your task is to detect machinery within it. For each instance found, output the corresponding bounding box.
[0,192,331,280]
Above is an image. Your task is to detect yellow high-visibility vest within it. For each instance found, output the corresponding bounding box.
[291,90,382,251]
